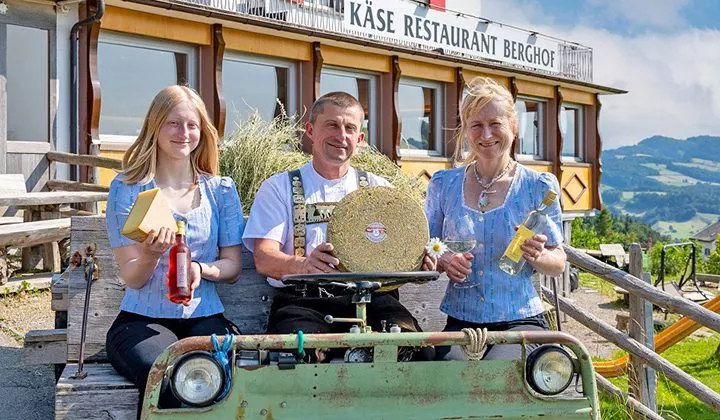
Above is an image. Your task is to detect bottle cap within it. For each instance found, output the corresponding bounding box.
[176,220,186,235]
[542,190,558,206]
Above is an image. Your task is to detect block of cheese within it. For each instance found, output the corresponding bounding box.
[121,188,177,243]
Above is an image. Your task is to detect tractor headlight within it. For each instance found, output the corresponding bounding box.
[526,345,575,396]
[170,351,225,407]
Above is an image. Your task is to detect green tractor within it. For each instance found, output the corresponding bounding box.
[141,273,600,419]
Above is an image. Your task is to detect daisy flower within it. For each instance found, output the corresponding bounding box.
[425,237,448,258]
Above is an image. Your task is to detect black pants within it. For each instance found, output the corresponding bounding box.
[106,311,240,414]
[435,314,548,361]
[268,291,422,334]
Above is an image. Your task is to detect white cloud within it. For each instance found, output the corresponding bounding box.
[480,0,720,148]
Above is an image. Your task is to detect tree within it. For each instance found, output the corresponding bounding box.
[596,208,612,238]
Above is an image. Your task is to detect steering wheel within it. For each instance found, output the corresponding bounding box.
[280,271,440,295]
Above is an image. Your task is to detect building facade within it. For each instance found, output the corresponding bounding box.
[1,0,624,220]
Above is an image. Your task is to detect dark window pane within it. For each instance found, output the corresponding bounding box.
[515,99,544,157]
[223,59,290,131]
[7,25,48,142]
[98,39,192,137]
[561,106,578,157]
[399,84,435,151]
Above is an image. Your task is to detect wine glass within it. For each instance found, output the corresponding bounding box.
[442,213,477,289]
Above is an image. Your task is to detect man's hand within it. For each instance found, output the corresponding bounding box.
[302,243,340,274]
[439,252,474,284]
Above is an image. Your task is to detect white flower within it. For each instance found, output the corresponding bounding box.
[425,237,448,258]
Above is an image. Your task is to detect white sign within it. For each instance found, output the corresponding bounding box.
[344,0,559,72]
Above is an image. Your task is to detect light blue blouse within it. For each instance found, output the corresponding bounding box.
[106,175,245,319]
[425,164,563,324]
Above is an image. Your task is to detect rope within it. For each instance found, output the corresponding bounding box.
[460,327,488,360]
[210,333,234,401]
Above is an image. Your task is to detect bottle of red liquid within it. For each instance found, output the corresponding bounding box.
[167,220,191,304]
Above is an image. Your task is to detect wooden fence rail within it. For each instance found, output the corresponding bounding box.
[543,285,720,412]
[565,245,720,334]
[46,151,122,171]
[560,243,720,416]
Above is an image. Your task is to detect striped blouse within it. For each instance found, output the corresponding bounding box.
[106,175,245,319]
[424,164,563,324]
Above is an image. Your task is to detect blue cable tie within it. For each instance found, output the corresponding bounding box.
[210,333,234,401]
[297,330,305,354]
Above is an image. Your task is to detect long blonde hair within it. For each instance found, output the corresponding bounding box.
[453,77,518,165]
[121,85,219,184]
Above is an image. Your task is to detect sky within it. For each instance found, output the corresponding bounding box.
[480,0,720,149]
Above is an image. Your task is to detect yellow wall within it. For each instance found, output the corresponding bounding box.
[400,160,453,188]
[462,70,510,89]
[399,59,455,83]
[560,165,593,211]
[515,79,554,98]
[560,87,594,105]
[102,6,211,45]
[224,29,312,61]
[322,45,389,72]
[521,162,552,173]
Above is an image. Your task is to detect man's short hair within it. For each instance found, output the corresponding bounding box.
[309,91,364,123]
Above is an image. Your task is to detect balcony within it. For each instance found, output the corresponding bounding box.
[173,0,593,83]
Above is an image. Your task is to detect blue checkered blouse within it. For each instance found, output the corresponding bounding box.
[424,164,563,324]
[106,175,245,319]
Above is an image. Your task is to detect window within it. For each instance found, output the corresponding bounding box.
[6,25,49,142]
[97,31,197,143]
[398,78,443,155]
[705,248,711,257]
[560,103,584,161]
[320,68,377,147]
[515,97,545,159]
[223,53,296,134]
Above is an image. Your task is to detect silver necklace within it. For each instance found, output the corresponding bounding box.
[473,160,514,209]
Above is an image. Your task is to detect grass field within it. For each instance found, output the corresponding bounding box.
[577,272,720,419]
[654,212,720,240]
[642,163,720,187]
[600,334,720,419]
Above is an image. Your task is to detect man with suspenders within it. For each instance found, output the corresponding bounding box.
[243,92,436,362]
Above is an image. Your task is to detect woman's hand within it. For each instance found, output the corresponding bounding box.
[139,227,175,258]
[422,254,438,271]
[183,261,203,306]
[439,252,474,284]
[520,234,547,263]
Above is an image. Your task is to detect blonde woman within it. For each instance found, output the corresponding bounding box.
[425,77,566,360]
[105,86,244,408]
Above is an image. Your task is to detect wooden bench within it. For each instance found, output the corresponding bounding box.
[28,215,448,419]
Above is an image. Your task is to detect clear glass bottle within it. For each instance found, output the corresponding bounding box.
[499,190,558,275]
[167,220,191,304]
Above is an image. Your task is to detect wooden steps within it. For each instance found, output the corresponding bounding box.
[56,364,138,420]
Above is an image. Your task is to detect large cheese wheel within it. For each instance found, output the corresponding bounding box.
[327,186,429,276]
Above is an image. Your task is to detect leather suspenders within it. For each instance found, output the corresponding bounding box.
[289,168,369,257]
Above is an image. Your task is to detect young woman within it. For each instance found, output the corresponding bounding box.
[104,85,244,408]
[425,77,566,360]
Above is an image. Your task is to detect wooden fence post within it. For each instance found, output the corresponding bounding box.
[628,243,652,417]
[643,271,657,413]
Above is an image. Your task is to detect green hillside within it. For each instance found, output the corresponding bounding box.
[601,135,720,239]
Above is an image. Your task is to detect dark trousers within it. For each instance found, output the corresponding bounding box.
[435,314,548,361]
[106,311,240,414]
[268,291,422,334]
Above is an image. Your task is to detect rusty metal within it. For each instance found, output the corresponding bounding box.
[70,243,97,380]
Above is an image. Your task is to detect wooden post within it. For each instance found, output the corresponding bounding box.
[644,271,657,413]
[628,243,652,417]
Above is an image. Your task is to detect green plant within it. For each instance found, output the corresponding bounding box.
[219,109,425,214]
